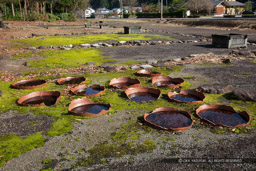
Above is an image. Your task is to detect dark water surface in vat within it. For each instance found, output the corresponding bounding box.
[62,78,84,85]
[129,92,158,102]
[171,94,200,102]
[16,80,45,88]
[199,110,248,127]
[22,96,57,106]
[72,105,109,114]
[146,112,192,129]
[77,87,102,96]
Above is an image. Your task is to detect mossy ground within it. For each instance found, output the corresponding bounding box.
[11,34,176,48]
[13,49,113,69]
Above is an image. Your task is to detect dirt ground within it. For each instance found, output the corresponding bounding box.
[0,19,256,171]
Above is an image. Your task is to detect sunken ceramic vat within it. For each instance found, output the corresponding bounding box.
[168,89,205,103]
[71,84,105,97]
[68,97,111,117]
[152,76,184,88]
[144,107,193,132]
[135,69,162,78]
[57,76,86,85]
[109,77,141,89]
[196,104,251,128]
[11,79,46,89]
[125,87,161,102]
[17,91,61,107]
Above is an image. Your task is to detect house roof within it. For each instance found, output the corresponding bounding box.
[212,0,223,6]
[223,1,245,7]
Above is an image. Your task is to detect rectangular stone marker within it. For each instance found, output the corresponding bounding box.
[212,34,247,49]
[85,24,92,28]
[100,24,109,29]
[124,26,142,34]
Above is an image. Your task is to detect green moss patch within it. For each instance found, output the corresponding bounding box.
[13,49,113,68]
[47,119,73,137]
[12,34,176,47]
[0,132,45,167]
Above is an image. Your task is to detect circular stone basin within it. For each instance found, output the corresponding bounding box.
[68,97,111,117]
[144,107,193,131]
[57,77,86,85]
[125,87,161,102]
[11,79,46,89]
[136,69,162,78]
[196,104,251,128]
[152,76,184,88]
[71,84,105,97]
[17,91,61,107]
[168,89,205,103]
[109,77,140,89]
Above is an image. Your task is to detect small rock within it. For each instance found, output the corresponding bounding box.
[27,47,37,50]
[131,65,140,70]
[86,62,96,66]
[140,64,153,69]
[232,87,256,101]
[147,59,158,64]
[119,41,127,45]
[38,46,47,49]
[80,43,91,47]
[103,66,117,72]
[222,59,231,64]
[23,62,30,66]
[66,44,73,48]
[0,90,2,96]
[150,41,157,45]
[173,58,182,62]
[103,43,112,47]
[189,54,199,57]
[134,40,141,44]
[61,47,71,50]
[197,84,234,94]
[91,44,100,48]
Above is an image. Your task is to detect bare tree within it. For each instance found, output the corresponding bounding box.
[187,0,214,14]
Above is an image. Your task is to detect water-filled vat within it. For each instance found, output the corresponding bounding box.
[168,89,205,103]
[196,104,251,128]
[71,84,105,97]
[17,91,61,107]
[11,79,46,89]
[69,97,111,117]
[152,76,184,88]
[136,69,162,78]
[109,77,140,89]
[144,107,193,131]
[57,77,86,85]
[125,87,161,102]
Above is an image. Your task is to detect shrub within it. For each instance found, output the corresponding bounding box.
[59,13,76,21]
[47,13,60,22]
[242,14,256,18]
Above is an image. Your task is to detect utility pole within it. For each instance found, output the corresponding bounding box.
[120,0,123,18]
[160,0,163,20]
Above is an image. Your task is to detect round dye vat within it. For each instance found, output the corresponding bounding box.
[17,91,61,107]
[199,110,248,127]
[128,92,158,102]
[171,94,200,103]
[136,69,161,78]
[125,87,161,103]
[146,112,192,129]
[70,104,110,115]
[152,76,184,88]
[196,104,251,128]
[109,77,140,89]
[57,77,85,85]
[72,84,105,97]
[11,79,46,89]
[144,107,193,131]
[68,97,111,117]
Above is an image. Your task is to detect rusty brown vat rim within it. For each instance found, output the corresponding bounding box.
[144,107,193,132]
